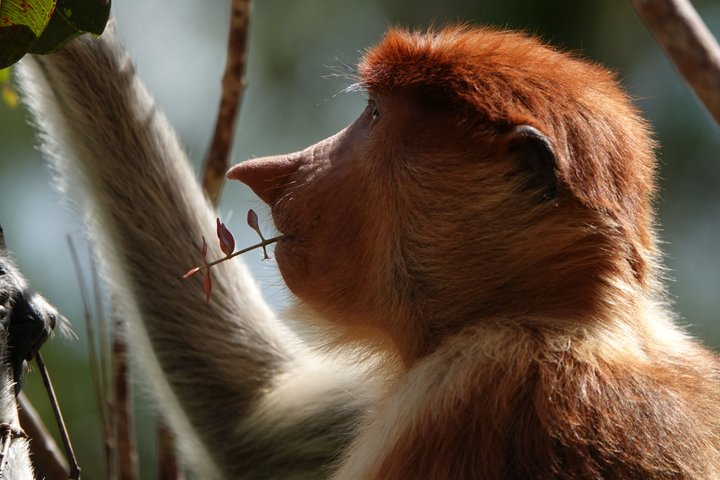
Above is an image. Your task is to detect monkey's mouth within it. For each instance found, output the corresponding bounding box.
[269,213,302,255]
[269,219,296,250]
[274,231,294,243]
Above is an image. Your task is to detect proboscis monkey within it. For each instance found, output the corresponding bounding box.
[19,23,720,479]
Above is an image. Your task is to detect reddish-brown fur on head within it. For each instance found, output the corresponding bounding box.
[360,26,657,254]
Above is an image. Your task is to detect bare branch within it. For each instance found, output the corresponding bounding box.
[68,238,117,478]
[157,422,186,480]
[113,317,138,480]
[17,393,69,479]
[36,353,81,480]
[202,0,252,205]
[629,0,720,125]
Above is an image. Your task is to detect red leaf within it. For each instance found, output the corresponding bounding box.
[182,266,201,279]
[201,235,208,258]
[247,209,260,231]
[203,271,212,303]
[216,218,235,256]
[247,209,266,244]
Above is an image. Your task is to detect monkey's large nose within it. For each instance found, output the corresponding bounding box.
[227,155,301,205]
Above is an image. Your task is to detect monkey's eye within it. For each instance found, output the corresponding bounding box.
[368,99,380,122]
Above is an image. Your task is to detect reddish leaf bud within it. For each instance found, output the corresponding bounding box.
[247,209,266,245]
[216,218,235,256]
[247,209,260,231]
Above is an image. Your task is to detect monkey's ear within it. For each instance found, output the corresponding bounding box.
[505,125,558,199]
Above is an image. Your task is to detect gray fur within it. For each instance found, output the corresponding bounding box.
[0,251,41,480]
[18,30,376,478]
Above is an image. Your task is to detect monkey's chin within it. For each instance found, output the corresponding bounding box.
[273,236,305,296]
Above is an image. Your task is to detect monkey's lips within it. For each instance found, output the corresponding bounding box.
[270,231,303,292]
[269,215,296,255]
[267,212,309,288]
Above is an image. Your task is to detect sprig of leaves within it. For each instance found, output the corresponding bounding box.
[183,209,284,302]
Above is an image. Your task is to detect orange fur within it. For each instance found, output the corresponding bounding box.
[228,26,720,478]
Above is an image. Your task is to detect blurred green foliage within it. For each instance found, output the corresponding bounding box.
[0,0,718,477]
[0,0,111,68]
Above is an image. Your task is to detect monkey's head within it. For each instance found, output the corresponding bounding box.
[228,26,657,360]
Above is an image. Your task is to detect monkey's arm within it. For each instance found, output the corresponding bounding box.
[18,32,375,479]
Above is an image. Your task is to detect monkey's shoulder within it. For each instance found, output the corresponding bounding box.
[365,326,720,479]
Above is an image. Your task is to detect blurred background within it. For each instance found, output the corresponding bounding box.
[1,0,718,477]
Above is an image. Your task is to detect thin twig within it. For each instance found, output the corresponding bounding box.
[184,234,284,278]
[113,315,138,480]
[629,0,720,125]
[17,392,69,479]
[36,352,81,480]
[67,239,109,430]
[91,254,113,431]
[157,422,186,480]
[98,268,118,480]
[68,238,114,477]
[201,0,252,204]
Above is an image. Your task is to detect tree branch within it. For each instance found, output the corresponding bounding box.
[18,393,69,479]
[157,422,185,480]
[113,317,138,480]
[629,0,720,125]
[201,0,252,204]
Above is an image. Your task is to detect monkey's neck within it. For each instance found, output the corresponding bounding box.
[403,255,664,365]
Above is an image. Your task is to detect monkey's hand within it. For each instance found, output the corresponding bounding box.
[0,262,63,394]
